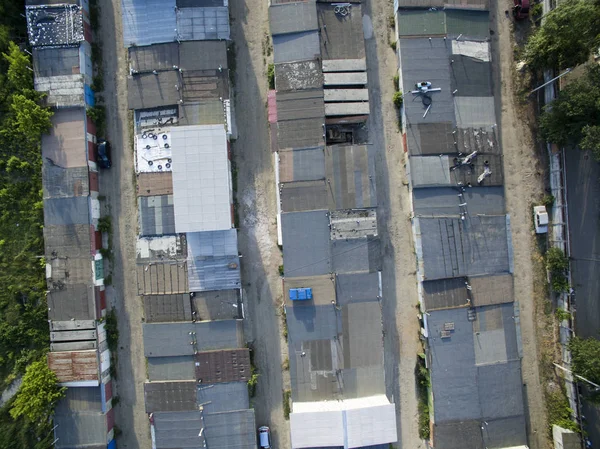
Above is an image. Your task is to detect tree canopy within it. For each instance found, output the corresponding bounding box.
[525,0,600,70]
[568,336,600,402]
[539,64,600,158]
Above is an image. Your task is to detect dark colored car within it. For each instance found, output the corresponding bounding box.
[513,0,530,19]
[97,140,112,169]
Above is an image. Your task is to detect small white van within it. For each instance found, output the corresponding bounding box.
[258,426,271,449]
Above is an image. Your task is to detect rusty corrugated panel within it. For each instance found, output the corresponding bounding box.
[195,348,250,384]
[48,350,99,383]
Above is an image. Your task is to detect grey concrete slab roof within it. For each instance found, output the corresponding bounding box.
[281,210,331,277]
[47,255,94,291]
[406,122,456,156]
[44,197,90,226]
[35,74,85,107]
[335,272,379,305]
[144,381,197,412]
[139,195,176,236]
[412,186,505,217]
[331,236,381,274]
[280,180,329,212]
[325,144,377,209]
[481,415,528,449]
[400,38,455,127]
[270,1,318,36]
[284,275,336,306]
[203,409,257,449]
[136,260,188,295]
[277,118,325,150]
[129,41,228,74]
[276,89,325,121]
[196,381,249,414]
[127,71,180,110]
[287,304,339,343]
[325,102,370,117]
[44,224,92,259]
[324,89,369,103]
[143,320,244,357]
[178,100,226,126]
[154,411,204,449]
[193,289,241,320]
[279,147,326,182]
[122,0,177,47]
[143,294,192,322]
[55,386,101,413]
[33,47,80,78]
[273,31,321,64]
[318,3,366,60]
[54,411,106,449]
[416,215,510,280]
[187,230,241,292]
[450,55,492,97]
[322,58,366,72]
[47,285,95,321]
[454,96,496,128]
[43,165,89,199]
[275,60,323,92]
[323,72,368,86]
[42,107,87,168]
[26,4,83,47]
[342,302,384,369]
[422,277,469,311]
[148,356,196,381]
[176,7,230,41]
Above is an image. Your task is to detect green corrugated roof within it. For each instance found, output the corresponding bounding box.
[397,9,489,39]
[445,10,489,39]
[398,9,446,36]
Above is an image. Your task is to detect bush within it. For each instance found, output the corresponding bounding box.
[546,247,568,274]
[87,105,106,138]
[91,72,104,93]
[247,366,259,397]
[283,389,291,420]
[105,309,119,352]
[98,215,112,233]
[393,75,400,92]
[390,41,397,51]
[393,91,403,109]
[278,265,284,276]
[267,63,275,90]
[542,194,555,208]
[415,357,431,440]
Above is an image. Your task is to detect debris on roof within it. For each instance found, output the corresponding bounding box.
[26,4,84,47]
[195,348,251,384]
[48,350,99,384]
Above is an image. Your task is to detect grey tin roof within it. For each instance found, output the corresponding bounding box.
[412,186,505,217]
[275,60,323,92]
[278,147,326,183]
[269,1,318,36]
[281,210,331,278]
[153,411,204,449]
[178,100,226,126]
[277,118,325,150]
[55,386,101,413]
[280,180,329,213]
[143,320,244,357]
[43,165,89,199]
[122,0,177,47]
[47,285,95,321]
[143,294,193,322]
[273,31,321,64]
[26,4,84,47]
[136,260,188,295]
[139,195,176,236]
[422,277,469,311]
[203,409,257,449]
[331,236,381,274]
[148,356,196,381]
[276,90,325,150]
[187,230,241,292]
[176,7,230,41]
[193,289,241,321]
[450,55,492,97]
[335,272,379,305]
[317,3,366,60]
[416,215,510,280]
[144,381,198,412]
[44,196,89,226]
[196,381,249,414]
[44,224,92,258]
[276,89,325,121]
[127,71,180,110]
[33,47,81,78]
[54,411,107,449]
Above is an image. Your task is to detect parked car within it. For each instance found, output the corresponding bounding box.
[534,205,549,234]
[513,0,530,19]
[258,426,271,449]
[97,140,112,169]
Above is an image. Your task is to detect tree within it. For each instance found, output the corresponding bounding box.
[3,42,32,92]
[525,0,600,70]
[10,360,65,423]
[568,337,600,385]
[539,64,600,154]
[10,94,52,141]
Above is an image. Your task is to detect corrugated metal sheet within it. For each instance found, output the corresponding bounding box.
[203,409,257,449]
[148,356,196,381]
[121,0,177,47]
[143,294,192,322]
[178,100,226,127]
[176,7,230,40]
[469,273,514,307]
[422,277,469,311]
[273,31,320,64]
[138,195,176,236]
[325,144,376,209]
[48,350,99,383]
[127,71,180,110]
[269,1,318,36]
[144,381,197,412]
[136,260,188,295]
[278,147,325,182]
[323,72,368,86]
[318,3,366,60]
[195,348,251,383]
[324,102,370,116]
[323,89,369,102]
[54,411,107,449]
[33,47,81,78]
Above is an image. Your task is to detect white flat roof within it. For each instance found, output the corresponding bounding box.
[136,129,173,173]
[171,125,232,233]
[290,395,398,449]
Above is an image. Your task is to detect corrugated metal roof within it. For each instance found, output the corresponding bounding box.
[144,381,197,412]
[127,71,180,110]
[121,0,177,47]
[129,43,179,73]
[143,294,192,322]
[136,260,188,295]
[280,180,329,213]
[26,4,84,47]
[409,154,504,188]
[276,89,325,121]
[195,348,251,383]
[177,0,226,5]
[137,235,185,263]
[277,118,325,150]
[35,74,86,107]
[33,47,81,78]
[422,277,469,311]
[397,0,489,9]
[412,186,505,217]
[176,7,230,40]
[148,356,196,381]
[331,236,381,274]
[153,411,204,448]
[187,230,241,292]
[178,100,226,126]
[42,107,87,168]
[171,125,232,233]
[278,147,325,182]
[192,289,241,321]
[143,320,244,357]
[322,59,366,72]
[454,96,496,127]
[273,31,321,64]
[44,197,90,226]
[48,350,99,383]
[203,409,257,449]
[318,3,366,60]
[275,60,323,92]
[54,411,107,449]
[138,195,176,236]
[269,1,318,36]
[129,41,228,73]
[54,387,102,413]
[469,273,514,307]
[325,144,376,209]
[196,381,249,414]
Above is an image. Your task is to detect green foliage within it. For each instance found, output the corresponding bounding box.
[546,390,579,432]
[267,63,275,90]
[388,14,395,29]
[555,309,571,322]
[542,194,555,207]
[524,0,600,70]
[91,72,104,93]
[97,215,112,233]
[393,75,399,92]
[568,336,600,385]
[104,309,119,352]
[390,40,397,51]
[10,360,65,423]
[87,106,106,138]
[247,365,259,397]
[393,91,403,109]
[89,0,100,31]
[3,43,32,92]
[546,247,569,273]
[415,357,431,439]
[540,65,600,153]
[283,389,291,420]
[10,94,53,141]
[278,264,284,276]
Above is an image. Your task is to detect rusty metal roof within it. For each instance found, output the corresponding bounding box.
[195,348,251,384]
[48,350,99,383]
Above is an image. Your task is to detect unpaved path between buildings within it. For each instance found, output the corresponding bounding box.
[362,1,423,448]
[229,2,290,448]
[98,1,150,448]
[491,2,550,448]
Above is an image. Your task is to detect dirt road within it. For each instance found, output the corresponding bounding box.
[229,2,290,448]
[362,1,424,448]
[491,2,550,448]
[98,1,150,448]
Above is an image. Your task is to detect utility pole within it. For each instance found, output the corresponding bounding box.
[529,68,572,95]
[553,363,600,390]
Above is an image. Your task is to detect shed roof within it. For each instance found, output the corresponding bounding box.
[196,381,249,414]
[396,0,489,9]
[195,348,251,383]
[44,197,90,226]
[33,47,81,78]
[47,285,96,321]
[122,0,177,47]
[48,350,98,384]
[143,294,193,322]
[144,381,197,413]
[171,125,232,233]
[127,71,180,110]
[422,277,469,311]
[26,4,84,47]
[275,60,323,92]
[54,411,107,449]
[276,90,325,150]
[148,356,196,381]
[136,260,188,295]
[269,1,318,36]
[143,320,244,357]
[178,100,226,127]
[44,224,92,259]
[192,289,241,320]
[273,31,321,64]
[325,144,376,209]
[43,165,89,199]
[35,74,86,107]
[138,195,176,236]
[331,236,381,274]
[203,409,257,449]
[276,89,325,121]
[129,41,228,73]
[335,272,379,305]
[280,180,329,213]
[54,387,102,413]
[137,172,174,197]
[278,147,326,183]
[409,154,504,188]
[42,107,87,168]
[317,3,366,60]
[153,411,204,449]
[176,6,230,41]
[469,273,514,307]
[416,215,511,280]
[412,187,505,217]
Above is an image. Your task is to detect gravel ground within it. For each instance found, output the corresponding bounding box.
[98,1,151,448]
